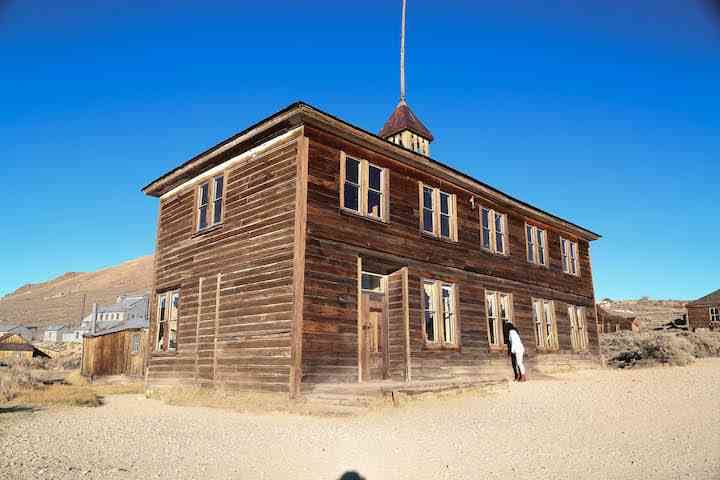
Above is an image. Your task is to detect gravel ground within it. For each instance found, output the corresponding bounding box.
[2,359,719,480]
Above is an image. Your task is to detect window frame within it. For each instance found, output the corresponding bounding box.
[560,237,580,276]
[480,206,509,255]
[421,279,459,348]
[568,305,589,352]
[154,289,180,353]
[525,223,548,267]
[131,334,141,354]
[710,307,720,323]
[195,173,226,232]
[485,290,513,350]
[339,151,390,223]
[532,298,559,351]
[418,182,458,241]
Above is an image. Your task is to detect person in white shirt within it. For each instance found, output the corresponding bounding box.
[505,322,527,382]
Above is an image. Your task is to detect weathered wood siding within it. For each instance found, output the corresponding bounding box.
[688,304,719,331]
[302,125,598,382]
[146,131,303,392]
[81,330,146,377]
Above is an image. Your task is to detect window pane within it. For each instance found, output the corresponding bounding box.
[440,215,451,238]
[481,209,489,228]
[199,183,209,205]
[423,209,434,233]
[346,157,360,184]
[488,317,496,345]
[527,226,534,263]
[423,187,433,208]
[482,229,491,249]
[199,206,208,230]
[156,322,165,351]
[486,294,495,318]
[537,230,545,265]
[495,232,504,253]
[368,165,382,191]
[214,176,224,200]
[439,192,450,215]
[500,294,510,320]
[362,273,383,292]
[423,282,436,342]
[494,213,503,233]
[367,190,382,217]
[213,199,222,224]
[344,183,359,211]
[442,286,454,343]
[425,311,436,342]
[159,296,166,322]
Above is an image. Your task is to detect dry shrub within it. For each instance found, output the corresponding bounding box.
[601,331,720,368]
[0,360,44,402]
[149,386,298,413]
[13,385,100,407]
[92,383,143,395]
[64,370,89,386]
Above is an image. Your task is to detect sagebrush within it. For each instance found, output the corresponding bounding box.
[601,331,720,368]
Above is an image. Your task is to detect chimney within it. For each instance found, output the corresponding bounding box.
[91,303,98,335]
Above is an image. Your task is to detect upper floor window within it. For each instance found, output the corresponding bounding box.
[568,305,589,351]
[526,224,548,267]
[422,279,458,347]
[480,207,508,255]
[155,290,179,352]
[196,175,225,231]
[485,291,512,349]
[419,183,457,241]
[710,307,720,323]
[340,152,388,222]
[561,237,580,276]
[533,298,558,351]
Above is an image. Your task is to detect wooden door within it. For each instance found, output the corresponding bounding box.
[360,291,387,381]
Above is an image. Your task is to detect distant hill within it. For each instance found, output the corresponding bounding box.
[598,298,688,330]
[0,256,153,329]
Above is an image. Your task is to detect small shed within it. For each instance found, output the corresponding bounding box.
[81,317,148,377]
[597,307,639,333]
[0,333,50,361]
[687,289,720,331]
[44,325,66,342]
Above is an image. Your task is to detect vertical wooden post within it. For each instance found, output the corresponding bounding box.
[212,273,221,382]
[289,134,308,398]
[402,267,411,382]
[357,256,363,383]
[195,277,203,384]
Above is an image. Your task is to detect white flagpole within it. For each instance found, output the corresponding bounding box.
[400,0,407,104]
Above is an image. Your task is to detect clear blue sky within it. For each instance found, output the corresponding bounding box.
[1,1,718,300]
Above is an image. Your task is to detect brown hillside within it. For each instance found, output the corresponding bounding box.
[0,256,153,329]
[598,298,688,330]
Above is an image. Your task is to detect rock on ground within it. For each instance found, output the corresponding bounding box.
[1,359,719,480]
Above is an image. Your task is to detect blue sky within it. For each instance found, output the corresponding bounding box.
[1,1,718,300]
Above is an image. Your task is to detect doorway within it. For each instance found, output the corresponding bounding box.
[359,272,388,381]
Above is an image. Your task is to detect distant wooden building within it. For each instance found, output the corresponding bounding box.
[81,318,148,377]
[597,307,639,333]
[687,289,720,331]
[0,334,50,361]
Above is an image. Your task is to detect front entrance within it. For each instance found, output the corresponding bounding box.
[359,273,388,381]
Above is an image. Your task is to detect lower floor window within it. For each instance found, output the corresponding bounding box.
[485,291,512,348]
[533,298,558,350]
[568,305,589,351]
[422,279,458,346]
[131,334,141,354]
[155,290,179,352]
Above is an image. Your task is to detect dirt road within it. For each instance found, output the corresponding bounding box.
[2,360,718,479]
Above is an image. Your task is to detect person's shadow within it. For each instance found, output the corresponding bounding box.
[339,472,365,480]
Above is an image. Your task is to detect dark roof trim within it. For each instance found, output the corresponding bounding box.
[688,288,720,306]
[142,101,601,240]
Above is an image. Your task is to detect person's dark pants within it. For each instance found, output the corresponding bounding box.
[510,353,520,380]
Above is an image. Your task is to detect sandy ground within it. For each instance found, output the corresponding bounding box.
[1,360,719,480]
